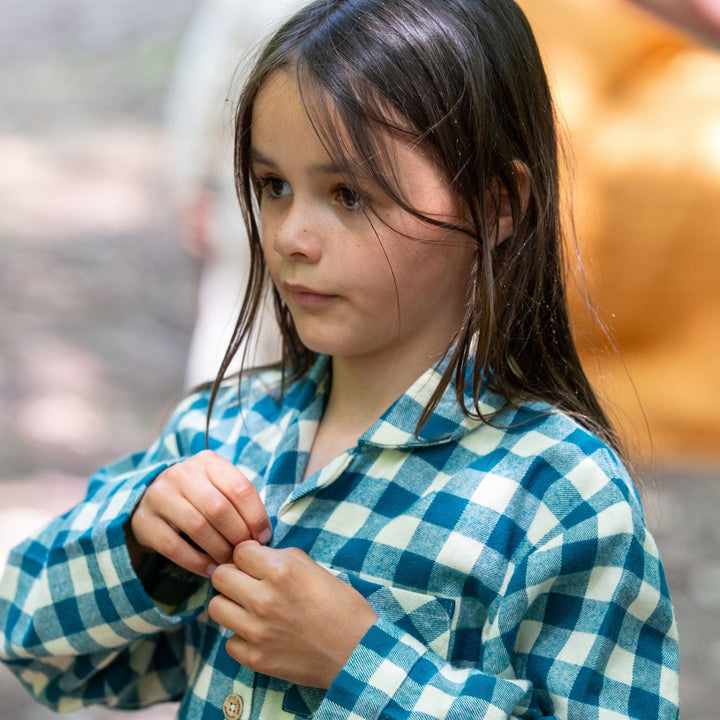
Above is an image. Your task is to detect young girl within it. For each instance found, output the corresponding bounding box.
[0,1,679,718]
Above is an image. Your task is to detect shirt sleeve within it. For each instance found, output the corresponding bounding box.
[319,473,679,719]
[0,392,213,712]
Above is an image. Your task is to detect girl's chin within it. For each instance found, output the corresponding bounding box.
[295,332,373,360]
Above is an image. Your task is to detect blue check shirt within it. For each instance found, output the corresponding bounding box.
[0,355,679,719]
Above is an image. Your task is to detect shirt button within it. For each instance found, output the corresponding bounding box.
[223,693,243,720]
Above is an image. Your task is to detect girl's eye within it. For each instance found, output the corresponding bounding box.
[337,186,366,211]
[255,176,291,200]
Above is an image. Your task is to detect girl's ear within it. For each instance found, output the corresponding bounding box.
[488,161,531,247]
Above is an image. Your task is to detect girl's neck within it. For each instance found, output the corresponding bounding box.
[303,352,437,480]
[326,350,439,431]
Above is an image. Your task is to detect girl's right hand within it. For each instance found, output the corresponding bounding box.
[128,450,272,577]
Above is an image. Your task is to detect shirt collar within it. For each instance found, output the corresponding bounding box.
[361,360,508,449]
[301,354,507,450]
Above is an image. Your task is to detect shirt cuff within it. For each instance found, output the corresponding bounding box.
[90,461,209,628]
[319,617,428,719]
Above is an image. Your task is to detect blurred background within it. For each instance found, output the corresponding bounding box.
[1,0,718,718]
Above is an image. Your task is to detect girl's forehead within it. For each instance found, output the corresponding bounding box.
[254,68,298,106]
[253,70,336,139]
[250,66,444,190]
[253,66,415,147]
[250,70,356,171]
[251,70,362,162]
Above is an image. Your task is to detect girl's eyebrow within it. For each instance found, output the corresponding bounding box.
[250,148,370,181]
[249,149,279,169]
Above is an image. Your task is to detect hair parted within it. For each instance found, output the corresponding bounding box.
[209,0,621,456]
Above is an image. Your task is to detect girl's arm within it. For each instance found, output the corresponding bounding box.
[0,450,204,711]
[0,386,268,711]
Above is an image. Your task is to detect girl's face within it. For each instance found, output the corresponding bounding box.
[251,70,475,368]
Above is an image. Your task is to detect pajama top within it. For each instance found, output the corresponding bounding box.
[0,354,679,719]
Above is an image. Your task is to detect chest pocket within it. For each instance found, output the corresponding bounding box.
[333,569,456,659]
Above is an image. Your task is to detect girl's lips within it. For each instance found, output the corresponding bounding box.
[284,283,337,308]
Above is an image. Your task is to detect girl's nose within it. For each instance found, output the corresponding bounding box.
[272,199,322,264]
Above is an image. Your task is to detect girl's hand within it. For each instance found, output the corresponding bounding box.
[129,450,272,577]
[208,541,378,689]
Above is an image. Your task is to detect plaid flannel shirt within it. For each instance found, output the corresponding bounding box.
[0,354,679,719]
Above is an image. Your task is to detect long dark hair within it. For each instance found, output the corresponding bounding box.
[209,0,622,456]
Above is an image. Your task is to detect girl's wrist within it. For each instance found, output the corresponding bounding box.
[124,516,150,574]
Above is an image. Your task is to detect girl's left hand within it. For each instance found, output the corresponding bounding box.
[208,541,378,689]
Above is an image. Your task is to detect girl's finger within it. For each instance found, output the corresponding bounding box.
[180,472,251,547]
[172,501,235,565]
[224,633,259,670]
[201,451,273,543]
[210,560,260,607]
[145,520,217,578]
[231,541,302,583]
[208,589,254,634]
[144,488,235,566]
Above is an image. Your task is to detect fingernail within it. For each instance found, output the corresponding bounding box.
[206,563,218,577]
[258,528,272,545]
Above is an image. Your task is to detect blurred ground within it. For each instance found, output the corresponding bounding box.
[0,1,718,719]
[0,2,194,717]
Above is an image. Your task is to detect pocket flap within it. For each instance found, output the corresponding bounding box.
[336,571,456,658]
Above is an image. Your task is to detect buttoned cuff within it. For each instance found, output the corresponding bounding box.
[319,618,427,719]
[90,460,210,629]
